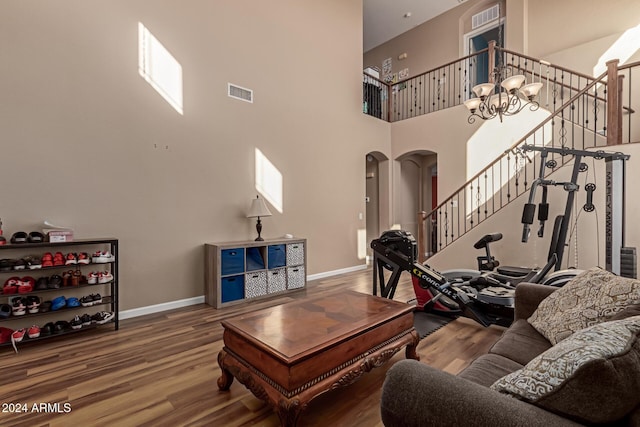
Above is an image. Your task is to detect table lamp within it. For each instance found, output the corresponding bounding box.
[246,196,272,241]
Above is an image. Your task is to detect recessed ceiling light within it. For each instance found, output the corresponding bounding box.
[404,12,412,18]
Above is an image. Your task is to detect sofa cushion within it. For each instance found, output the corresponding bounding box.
[491,315,640,424]
[528,267,640,344]
[489,319,552,365]
[458,353,524,387]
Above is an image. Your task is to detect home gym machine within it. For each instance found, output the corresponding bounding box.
[519,144,632,276]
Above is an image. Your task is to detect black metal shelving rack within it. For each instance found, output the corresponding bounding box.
[0,238,118,348]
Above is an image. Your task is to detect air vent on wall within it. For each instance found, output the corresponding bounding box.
[472,4,500,29]
[228,83,253,103]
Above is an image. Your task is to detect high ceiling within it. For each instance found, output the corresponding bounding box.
[363,0,468,52]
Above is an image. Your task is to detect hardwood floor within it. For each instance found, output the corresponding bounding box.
[0,267,504,427]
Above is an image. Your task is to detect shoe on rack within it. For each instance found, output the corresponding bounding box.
[0,304,11,318]
[41,252,54,268]
[92,311,114,325]
[3,277,19,294]
[48,274,63,289]
[65,253,77,265]
[87,272,99,285]
[40,301,52,313]
[98,271,113,284]
[67,297,80,308]
[53,252,65,266]
[11,328,26,352]
[27,295,41,314]
[27,325,41,339]
[18,276,35,294]
[71,270,81,286]
[91,293,103,305]
[11,297,26,316]
[41,322,55,336]
[13,259,26,270]
[51,296,66,311]
[10,232,28,244]
[70,316,83,330]
[80,295,94,307]
[25,256,42,269]
[54,321,70,334]
[80,313,92,326]
[27,231,45,243]
[92,251,115,264]
[0,259,14,271]
[77,252,90,265]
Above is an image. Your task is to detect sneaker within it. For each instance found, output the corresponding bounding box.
[41,252,54,268]
[92,311,114,325]
[91,293,103,305]
[0,259,14,271]
[26,296,41,314]
[92,251,115,264]
[18,277,35,294]
[25,256,42,269]
[87,272,99,285]
[41,322,55,336]
[13,259,26,270]
[80,314,92,326]
[27,325,41,338]
[80,295,94,307]
[70,316,83,330]
[35,276,49,290]
[11,297,26,316]
[3,277,19,294]
[11,328,26,352]
[65,253,78,265]
[98,271,113,284]
[77,252,90,265]
[53,252,65,266]
[54,321,70,333]
[48,274,63,289]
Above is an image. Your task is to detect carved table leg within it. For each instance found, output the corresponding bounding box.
[217,349,234,390]
[405,329,420,361]
[276,398,304,427]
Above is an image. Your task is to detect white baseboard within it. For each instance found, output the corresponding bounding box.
[307,264,367,281]
[119,295,205,320]
[120,264,368,319]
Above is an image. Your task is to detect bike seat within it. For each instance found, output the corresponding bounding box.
[496,265,533,277]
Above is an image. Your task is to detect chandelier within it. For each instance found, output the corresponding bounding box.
[464,69,543,124]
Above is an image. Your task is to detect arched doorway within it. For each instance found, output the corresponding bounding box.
[365,151,390,261]
[396,150,438,259]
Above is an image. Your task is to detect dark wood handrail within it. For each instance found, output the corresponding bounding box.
[390,48,490,88]
[425,68,609,218]
[498,47,596,82]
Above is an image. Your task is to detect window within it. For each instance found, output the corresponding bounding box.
[255,148,283,213]
[138,22,183,114]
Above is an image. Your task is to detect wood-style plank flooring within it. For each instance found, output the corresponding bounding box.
[0,267,504,427]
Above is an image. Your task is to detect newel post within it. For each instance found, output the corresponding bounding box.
[488,40,497,82]
[606,59,622,146]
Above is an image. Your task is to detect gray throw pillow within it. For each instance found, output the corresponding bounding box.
[491,316,640,424]
[528,267,640,344]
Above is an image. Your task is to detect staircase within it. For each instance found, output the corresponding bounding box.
[363,44,640,260]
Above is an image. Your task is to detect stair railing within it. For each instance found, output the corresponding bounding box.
[425,66,614,254]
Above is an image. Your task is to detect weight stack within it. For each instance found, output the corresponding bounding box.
[620,247,637,279]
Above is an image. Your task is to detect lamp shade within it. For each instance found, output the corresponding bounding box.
[501,74,526,93]
[472,83,495,99]
[464,97,482,112]
[247,197,272,218]
[520,82,543,100]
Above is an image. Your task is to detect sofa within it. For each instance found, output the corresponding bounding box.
[380,268,640,427]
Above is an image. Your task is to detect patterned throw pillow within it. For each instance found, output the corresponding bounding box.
[491,316,640,424]
[528,267,640,344]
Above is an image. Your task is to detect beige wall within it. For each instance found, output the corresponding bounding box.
[0,1,391,310]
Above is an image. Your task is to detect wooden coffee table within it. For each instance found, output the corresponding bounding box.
[217,290,419,426]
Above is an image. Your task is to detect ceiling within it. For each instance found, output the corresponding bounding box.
[363,0,468,52]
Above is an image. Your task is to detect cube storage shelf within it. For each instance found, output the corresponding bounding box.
[205,238,306,308]
[0,238,118,349]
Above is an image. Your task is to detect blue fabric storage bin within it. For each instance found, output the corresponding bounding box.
[221,275,244,303]
[221,248,245,275]
[268,244,286,268]
[246,247,266,271]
